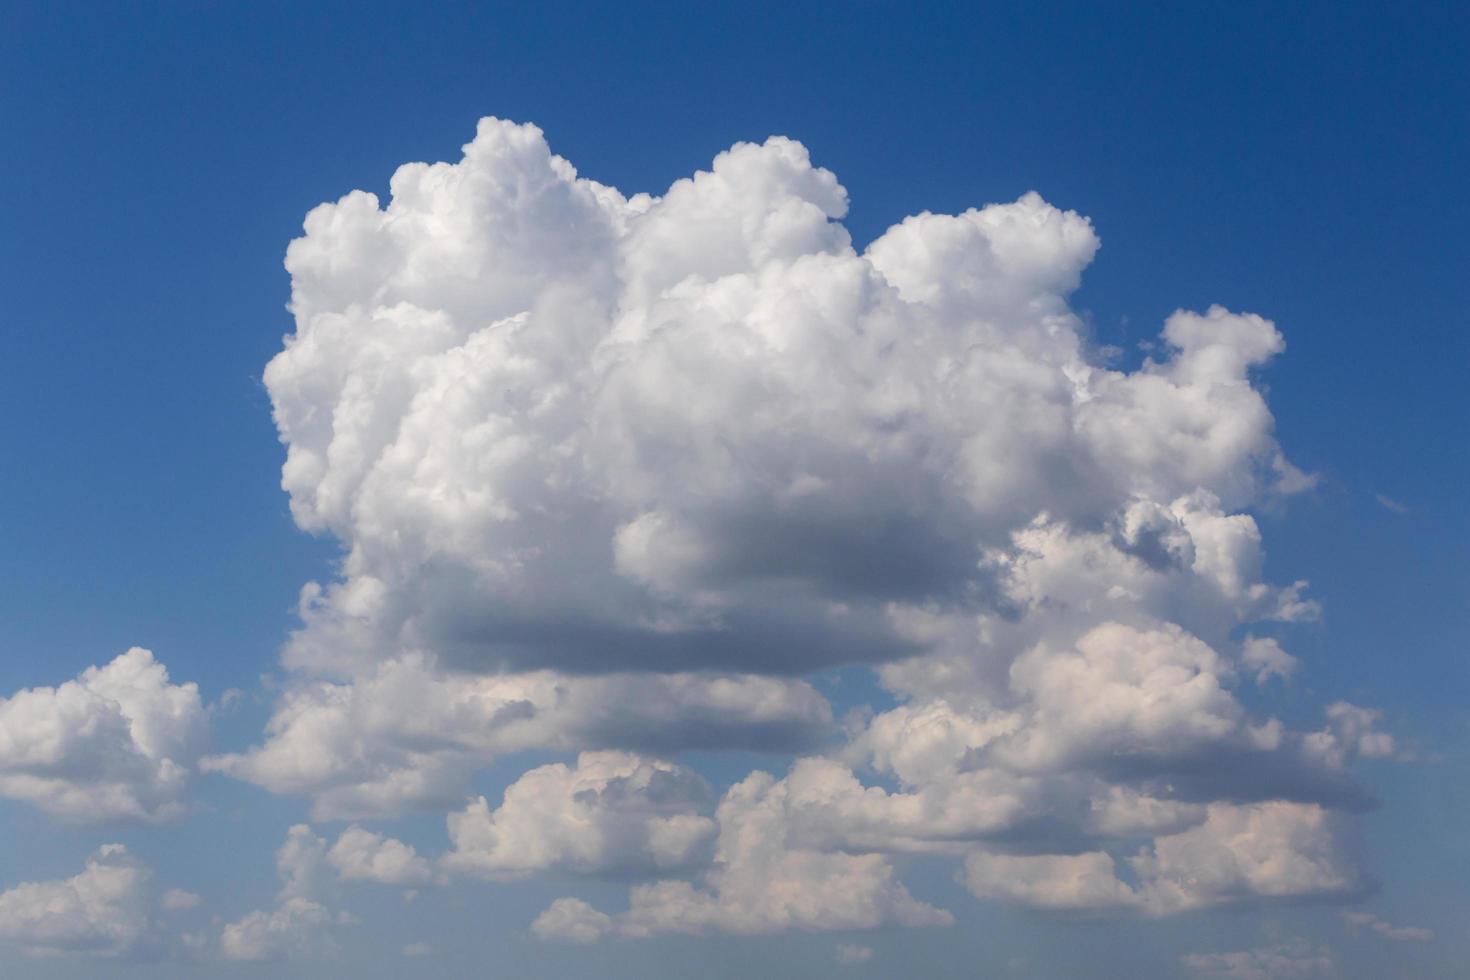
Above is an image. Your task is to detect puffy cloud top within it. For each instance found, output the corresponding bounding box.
[0,648,207,822]
[443,752,715,878]
[264,118,1298,681]
[228,118,1401,942]
[0,846,151,957]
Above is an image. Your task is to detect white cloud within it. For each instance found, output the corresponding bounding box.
[963,850,1139,912]
[1002,622,1246,770]
[835,943,874,964]
[1241,636,1297,685]
[1374,494,1409,514]
[208,655,828,819]
[1132,801,1364,913]
[538,768,952,940]
[232,116,1403,935]
[0,846,152,957]
[219,897,334,962]
[1340,910,1433,941]
[220,825,339,961]
[443,752,715,878]
[160,888,201,912]
[328,826,433,886]
[1182,941,1335,979]
[961,800,1363,916]
[0,648,207,821]
[264,118,1305,690]
[531,898,613,944]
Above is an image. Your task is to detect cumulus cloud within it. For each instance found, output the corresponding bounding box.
[220,826,341,961]
[0,648,207,821]
[208,655,827,819]
[0,846,152,957]
[531,898,613,944]
[962,800,1364,916]
[537,767,951,940]
[443,752,715,878]
[230,117,1403,935]
[328,826,434,886]
[262,116,1305,689]
[219,897,334,962]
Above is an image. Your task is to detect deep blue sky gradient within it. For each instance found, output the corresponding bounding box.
[0,3,1465,976]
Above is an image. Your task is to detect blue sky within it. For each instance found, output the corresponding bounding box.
[0,2,1465,977]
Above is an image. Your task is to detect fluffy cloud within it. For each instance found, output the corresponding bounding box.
[263,117,1304,688]
[531,898,613,944]
[443,752,715,878]
[962,800,1364,915]
[0,846,152,957]
[0,648,207,822]
[328,826,434,886]
[962,851,1139,912]
[220,825,341,961]
[231,117,1402,935]
[208,655,828,819]
[538,767,952,940]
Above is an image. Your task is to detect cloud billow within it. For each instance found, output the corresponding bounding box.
[210,118,1398,939]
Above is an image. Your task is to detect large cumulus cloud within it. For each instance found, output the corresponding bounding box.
[228,118,1397,936]
[262,121,1302,683]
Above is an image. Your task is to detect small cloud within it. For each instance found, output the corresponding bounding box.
[1375,494,1409,514]
[1182,939,1334,978]
[1341,910,1432,942]
[836,943,874,964]
[161,888,202,911]
[401,942,432,957]
[214,688,245,712]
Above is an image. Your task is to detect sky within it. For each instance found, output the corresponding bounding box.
[0,2,1466,977]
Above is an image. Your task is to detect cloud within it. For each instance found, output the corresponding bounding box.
[1182,940,1335,978]
[0,845,152,957]
[0,648,207,822]
[531,898,613,944]
[328,826,434,887]
[160,889,201,912]
[537,768,952,940]
[220,825,340,961]
[1131,801,1365,913]
[443,752,715,878]
[962,800,1364,916]
[219,898,334,962]
[1374,494,1409,514]
[1241,635,1297,685]
[962,851,1139,912]
[264,117,1303,686]
[233,116,1403,934]
[1340,910,1433,941]
[208,655,828,819]
[836,943,874,964]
